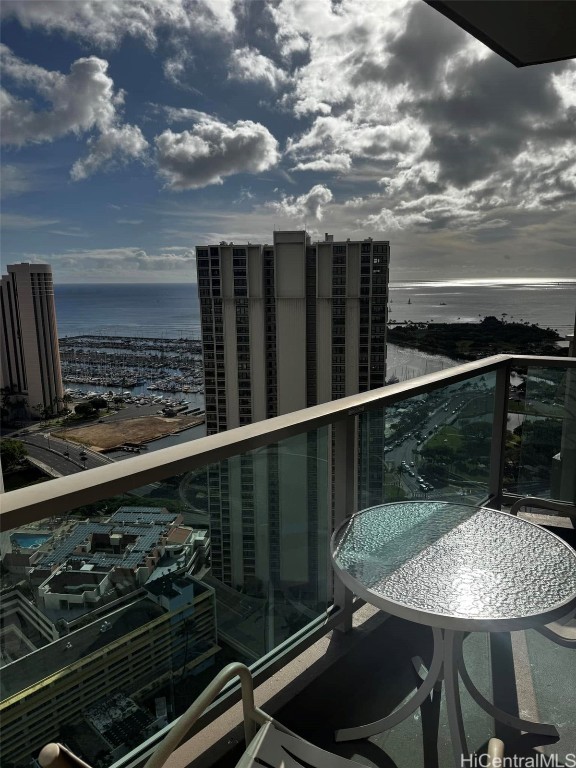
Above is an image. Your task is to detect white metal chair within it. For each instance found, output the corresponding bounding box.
[39,662,506,768]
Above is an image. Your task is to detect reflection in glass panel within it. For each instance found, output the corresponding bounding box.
[189,428,330,658]
[358,372,496,508]
[0,428,329,768]
[504,364,575,503]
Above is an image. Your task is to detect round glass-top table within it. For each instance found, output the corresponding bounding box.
[330,501,576,763]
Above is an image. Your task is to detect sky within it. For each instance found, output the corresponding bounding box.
[1,0,575,284]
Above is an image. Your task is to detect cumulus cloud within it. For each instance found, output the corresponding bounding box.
[162,50,202,90]
[362,207,430,231]
[0,0,237,47]
[1,48,117,144]
[383,0,468,90]
[267,0,575,236]
[268,184,333,221]
[229,47,289,90]
[414,53,572,187]
[155,116,280,190]
[1,47,148,179]
[289,115,428,168]
[71,124,149,180]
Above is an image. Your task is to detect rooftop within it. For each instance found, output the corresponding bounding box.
[0,597,164,702]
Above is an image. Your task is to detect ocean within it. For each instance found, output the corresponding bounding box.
[54,279,575,382]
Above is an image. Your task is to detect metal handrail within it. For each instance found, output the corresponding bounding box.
[2,354,573,530]
[142,663,270,768]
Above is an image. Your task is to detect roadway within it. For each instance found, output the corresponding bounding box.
[382,385,492,499]
[17,432,111,476]
[10,401,167,478]
[8,387,491,497]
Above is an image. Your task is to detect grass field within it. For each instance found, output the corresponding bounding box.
[426,425,462,451]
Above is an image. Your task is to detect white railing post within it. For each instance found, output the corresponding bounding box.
[332,414,358,632]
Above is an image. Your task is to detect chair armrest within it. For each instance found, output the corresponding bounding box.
[486,738,505,767]
[38,744,93,768]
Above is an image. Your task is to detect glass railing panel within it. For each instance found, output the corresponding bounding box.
[0,427,329,768]
[358,371,497,508]
[503,363,575,503]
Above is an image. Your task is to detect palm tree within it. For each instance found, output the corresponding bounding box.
[61,392,73,415]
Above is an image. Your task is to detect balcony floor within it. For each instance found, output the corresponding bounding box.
[207,527,575,768]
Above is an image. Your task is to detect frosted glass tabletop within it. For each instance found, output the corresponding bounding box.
[331,501,576,631]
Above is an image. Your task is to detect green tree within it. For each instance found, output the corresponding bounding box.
[0,439,28,470]
[58,392,73,416]
[88,396,107,411]
[74,401,96,417]
[33,402,54,422]
[420,443,456,465]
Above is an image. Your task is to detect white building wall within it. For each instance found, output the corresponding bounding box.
[276,298,307,414]
[223,299,240,430]
[316,244,332,299]
[249,300,267,422]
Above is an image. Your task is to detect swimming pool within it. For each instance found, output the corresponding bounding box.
[10,533,51,549]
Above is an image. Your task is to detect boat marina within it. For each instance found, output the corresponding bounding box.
[59,335,204,395]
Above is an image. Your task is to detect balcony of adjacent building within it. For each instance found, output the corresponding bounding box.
[2,352,575,768]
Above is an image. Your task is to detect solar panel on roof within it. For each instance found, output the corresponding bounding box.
[37,518,172,570]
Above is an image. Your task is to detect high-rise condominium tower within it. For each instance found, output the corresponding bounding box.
[194,232,389,654]
[0,263,63,417]
[197,231,389,434]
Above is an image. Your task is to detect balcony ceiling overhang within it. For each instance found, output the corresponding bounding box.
[424,0,576,67]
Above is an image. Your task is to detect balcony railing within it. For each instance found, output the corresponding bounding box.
[1,354,574,768]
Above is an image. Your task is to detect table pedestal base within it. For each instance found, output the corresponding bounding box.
[335,629,559,765]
